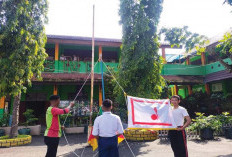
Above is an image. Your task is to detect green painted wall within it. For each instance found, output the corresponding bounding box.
[21,85,53,101]
[162,58,232,76]
[205,58,232,75]
[161,64,205,75]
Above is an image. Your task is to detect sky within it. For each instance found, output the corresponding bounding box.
[45,0,232,54]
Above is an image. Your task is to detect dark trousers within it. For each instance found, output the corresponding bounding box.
[169,130,188,157]
[44,136,60,157]
[98,136,119,157]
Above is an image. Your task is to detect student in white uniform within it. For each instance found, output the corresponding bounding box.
[169,95,191,157]
[92,99,124,157]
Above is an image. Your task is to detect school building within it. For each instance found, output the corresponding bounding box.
[0,35,231,124]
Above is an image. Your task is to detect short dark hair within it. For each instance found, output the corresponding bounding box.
[102,99,112,108]
[49,95,60,101]
[171,95,180,101]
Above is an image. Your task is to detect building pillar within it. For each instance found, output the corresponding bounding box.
[0,97,5,109]
[205,84,210,95]
[53,85,58,95]
[99,86,102,107]
[174,85,178,95]
[55,43,59,73]
[162,48,166,63]
[186,57,190,65]
[187,85,193,95]
[201,52,206,65]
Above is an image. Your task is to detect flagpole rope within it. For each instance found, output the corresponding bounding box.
[61,61,99,157]
[102,60,137,157]
[102,61,126,95]
[62,130,80,157]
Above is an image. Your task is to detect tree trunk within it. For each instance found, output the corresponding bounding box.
[9,93,21,138]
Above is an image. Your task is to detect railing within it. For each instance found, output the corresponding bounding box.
[161,64,205,76]
[161,57,232,76]
[43,60,119,73]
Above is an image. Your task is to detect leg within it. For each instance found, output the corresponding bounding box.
[98,137,110,157]
[44,137,60,157]
[175,131,188,157]
[169,130,179,157]
[109,136,119,157]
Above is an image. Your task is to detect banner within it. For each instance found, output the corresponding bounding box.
[127,96,176,130]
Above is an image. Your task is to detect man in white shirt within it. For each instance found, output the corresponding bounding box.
[169,95,191,157]
[92,99,124,157]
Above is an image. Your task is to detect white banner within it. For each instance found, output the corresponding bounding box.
[127,96,176,129]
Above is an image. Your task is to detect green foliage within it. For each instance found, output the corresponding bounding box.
[217,112,232,125]
[22,109,38,127]
[188,112,222,132]
[0,0,48,97]
[0,113,10,127]
[118,0,165,103]
[159,26,208,52]
[217,32,232,56]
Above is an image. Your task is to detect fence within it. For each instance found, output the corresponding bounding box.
[159,124,232,140]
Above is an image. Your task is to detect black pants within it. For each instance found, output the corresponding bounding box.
[98,136,119,157]
[169,130,188,157]
[44,136,60,157]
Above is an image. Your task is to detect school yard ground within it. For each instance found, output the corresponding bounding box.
[0,134,232,157]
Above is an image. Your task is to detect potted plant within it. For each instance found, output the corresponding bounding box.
[217,112,232,139]
[61,115,85,134]
[188,112,222,140]
[18,109,39,135]
[0,113,10,136]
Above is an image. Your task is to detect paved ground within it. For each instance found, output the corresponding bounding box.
[0,134,232,157]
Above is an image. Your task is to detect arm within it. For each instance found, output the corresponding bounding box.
[117,117,124,136]
[51,102,75,116]
[92,118,99,138]
[177,116,191,131]
[177,108,191,131]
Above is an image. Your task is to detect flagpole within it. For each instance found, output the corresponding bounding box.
[90,4,95,127]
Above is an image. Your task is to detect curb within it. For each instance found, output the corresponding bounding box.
[0,135,32,147]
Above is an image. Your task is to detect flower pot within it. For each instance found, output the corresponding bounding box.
[0,129,5,136]
[18,128,31,135]
[200,128,214,140]
[225,128,232,139]
[28,125,41,135]
[65,127,84,134]
[0,127,11,135]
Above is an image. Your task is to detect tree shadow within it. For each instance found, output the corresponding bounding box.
[58,140,152,157]
[189,137,221,145]
[216,154,232,157]
[29,134,88,146]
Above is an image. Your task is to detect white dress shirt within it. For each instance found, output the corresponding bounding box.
[172,106,189,126]
[92,112,124,137]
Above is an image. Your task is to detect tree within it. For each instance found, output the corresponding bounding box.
[0,0,48,138]
[159,26,208,52]
[159,26,232,72]
[117,0,165,103]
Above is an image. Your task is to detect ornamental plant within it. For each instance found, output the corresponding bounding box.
[188,112,222,132]
[22,109,38,127]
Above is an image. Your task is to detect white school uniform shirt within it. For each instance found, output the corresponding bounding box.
[92,112,124,137]
[171,106,189,127]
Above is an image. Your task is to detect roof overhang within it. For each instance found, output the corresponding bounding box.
[162,75,204,85]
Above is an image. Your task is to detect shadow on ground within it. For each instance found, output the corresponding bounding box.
[57,138,153,157]
[189,137,221,145]
[29,134,87,146]
[217,154,232,157]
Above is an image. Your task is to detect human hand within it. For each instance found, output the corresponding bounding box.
[176,127,184,131]
[61,126,65,130]
[69,101,75,108]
